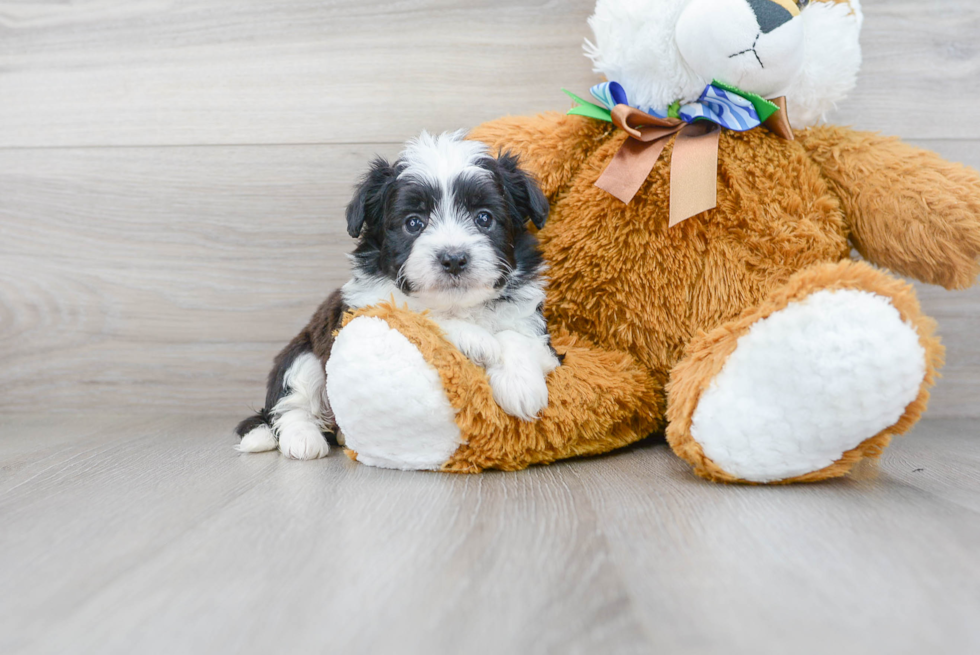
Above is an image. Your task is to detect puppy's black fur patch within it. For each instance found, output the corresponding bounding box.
[235,289,348,443]
[481,151,549,230]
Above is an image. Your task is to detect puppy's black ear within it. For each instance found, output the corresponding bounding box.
[346,157,397,238]
[495,152,549,230]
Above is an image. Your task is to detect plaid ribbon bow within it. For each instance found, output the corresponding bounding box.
[583,80,783,131]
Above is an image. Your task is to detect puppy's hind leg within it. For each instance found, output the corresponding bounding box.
[273,351,333,460]
[235,337,330,457]
[235,411,278,453]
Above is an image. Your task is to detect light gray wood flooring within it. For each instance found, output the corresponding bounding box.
[1,416,978,654]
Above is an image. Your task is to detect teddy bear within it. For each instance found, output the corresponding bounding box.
[323,0,980,483]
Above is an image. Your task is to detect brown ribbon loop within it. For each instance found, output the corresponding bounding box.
[595,97,793,227]
[610,104,685,141]
[763,96,794,142]
[669,122,721,227]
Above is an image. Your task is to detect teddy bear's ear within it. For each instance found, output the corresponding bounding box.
[345,157,397,238]
[493,152,550,230]
[783,0,863,127]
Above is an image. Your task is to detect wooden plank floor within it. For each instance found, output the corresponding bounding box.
[2,416,978,654]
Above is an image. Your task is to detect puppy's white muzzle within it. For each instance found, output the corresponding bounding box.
[403,214,501,309]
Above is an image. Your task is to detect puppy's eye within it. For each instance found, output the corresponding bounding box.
[474,211,494,229]
[404,215,426,234]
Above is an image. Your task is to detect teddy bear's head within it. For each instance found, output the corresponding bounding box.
[586,0,863,127]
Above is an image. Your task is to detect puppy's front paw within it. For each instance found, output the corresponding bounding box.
[277,420,331,460]
[438,320,502,368]
[487,363,549,421]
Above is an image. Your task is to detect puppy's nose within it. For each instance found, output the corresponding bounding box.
[747,0,799,34]
[439,250,469,275]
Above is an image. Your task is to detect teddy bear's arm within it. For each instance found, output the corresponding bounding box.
[328,303,663,472]
[798,125,980,290]
[469,112,613,200]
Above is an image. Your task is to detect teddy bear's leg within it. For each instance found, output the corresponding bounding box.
[326,304,662,472]
[325,315,464,471]
[666,261,944,484]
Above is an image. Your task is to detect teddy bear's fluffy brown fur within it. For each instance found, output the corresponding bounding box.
[342,113,980,482]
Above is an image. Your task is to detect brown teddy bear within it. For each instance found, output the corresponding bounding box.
[324,0,980,483]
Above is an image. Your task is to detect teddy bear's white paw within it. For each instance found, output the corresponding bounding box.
[276,413,330,460]
[435,318,502,368]
[326,316,463,470]
[689,289,926,482]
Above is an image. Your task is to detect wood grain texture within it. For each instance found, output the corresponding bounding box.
[1,415,978,654]
[1,1,979,415]
[1,1,978,147]
[832,2,980,137]
[0,0,597,147]
[2,139,980,416]
[0,144,395,414]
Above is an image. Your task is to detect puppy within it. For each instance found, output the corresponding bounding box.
[236,131,560,459]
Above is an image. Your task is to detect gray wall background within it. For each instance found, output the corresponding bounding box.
[1,0,977,416]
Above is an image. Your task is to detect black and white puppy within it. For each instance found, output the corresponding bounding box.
[236,131,559,459]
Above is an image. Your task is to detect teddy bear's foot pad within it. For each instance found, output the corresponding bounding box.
[326,316,463,470]
[689,289,926,483]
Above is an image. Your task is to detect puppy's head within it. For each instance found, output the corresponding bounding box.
[346,131,549,310]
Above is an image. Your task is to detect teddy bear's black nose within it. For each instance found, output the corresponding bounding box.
[747,0,795,34]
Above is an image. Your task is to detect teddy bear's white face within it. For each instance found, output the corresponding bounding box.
[586,0,863,127]
[675,0,805,99]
